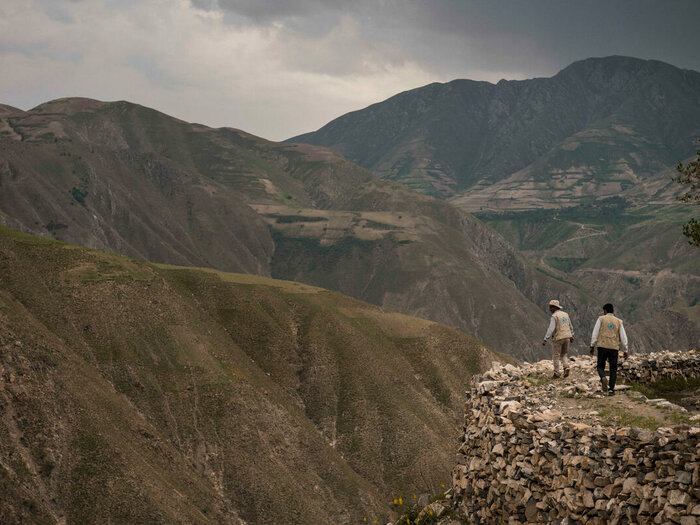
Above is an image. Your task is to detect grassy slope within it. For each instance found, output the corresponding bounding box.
[0,226,507,524]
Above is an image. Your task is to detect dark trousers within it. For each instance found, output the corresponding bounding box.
[597,347,619,391]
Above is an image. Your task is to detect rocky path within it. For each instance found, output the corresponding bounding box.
[404,350,700,525]
[515,355,700,430]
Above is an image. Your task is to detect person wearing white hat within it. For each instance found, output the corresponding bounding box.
[541,299,575,378]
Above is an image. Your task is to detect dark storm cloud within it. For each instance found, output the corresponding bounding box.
[3,0,700,141]
[192,0,700,78]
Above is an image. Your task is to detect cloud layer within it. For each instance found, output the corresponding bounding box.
[1,0,699,140]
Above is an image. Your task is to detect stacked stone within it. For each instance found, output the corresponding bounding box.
[620,350,700,384]
[452,356,700,525]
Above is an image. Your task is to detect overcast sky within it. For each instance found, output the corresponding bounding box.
[1,1,699,140]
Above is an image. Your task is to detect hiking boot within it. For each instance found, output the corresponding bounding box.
[608,390,615,396]
[601,377,608,393]
[563,367,570,378]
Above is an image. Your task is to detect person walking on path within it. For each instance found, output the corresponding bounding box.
[542,300,575,378]
[589,303,629,396]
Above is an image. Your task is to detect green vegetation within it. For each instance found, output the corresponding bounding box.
[598,405,661,431]
[673,142,700,247]
[273,214,327,223]
[394,497,469,525]
[271,230,385,277]
[363,219,400,230]
[630,376,700,408]
[45,220,68,233]
[70,186,88,206]
[476,197,632,224]
[525,374,552,387]
[475,197,649,251]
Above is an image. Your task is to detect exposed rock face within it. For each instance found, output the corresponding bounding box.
[451,352,700,524]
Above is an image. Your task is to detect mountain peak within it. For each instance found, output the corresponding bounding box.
[30,97,108,115]
[555,55,692,83]
[0,103,25,117]
[289,55,700,197]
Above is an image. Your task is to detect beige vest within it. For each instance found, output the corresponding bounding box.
[597,314,622,350]
[552,310,573,341]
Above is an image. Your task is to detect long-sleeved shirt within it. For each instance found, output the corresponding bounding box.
[590,318,628,351]
[543,315,574,341]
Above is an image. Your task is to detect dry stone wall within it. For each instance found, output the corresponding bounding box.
[452,352,700,525]
[619,351,700,385]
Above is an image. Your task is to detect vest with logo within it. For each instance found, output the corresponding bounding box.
[597,314,622,350]
[552,310,573,341]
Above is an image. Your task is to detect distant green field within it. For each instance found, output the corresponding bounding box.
[475,200,688,254]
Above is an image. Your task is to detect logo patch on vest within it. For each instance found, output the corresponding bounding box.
[608,323,614,329]
[562,318,568,324]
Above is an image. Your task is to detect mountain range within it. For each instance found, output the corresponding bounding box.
[1,54,700,523]
[290,56,700,203]
[0,95,614,360]
[289,55,700,346]
[0,59,698,359]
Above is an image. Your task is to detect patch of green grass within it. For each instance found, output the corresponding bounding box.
[598,405,661,430]
[0,224,61,246]
[430,492,446,503]
[64,258,155,283]
[363,219,401,230]
[629,377,700,407]
[272,214,327,223]
[669,411,693,426]
[525,374,552,387]
[70,187,88,206]
[634,376,700,394]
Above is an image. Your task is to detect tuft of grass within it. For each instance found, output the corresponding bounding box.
[272,214,327,223]
[629,377,700,407]
[598,405,661,431]
[70,187,88,206]
[525,374,552,387]
[669,411,693,426]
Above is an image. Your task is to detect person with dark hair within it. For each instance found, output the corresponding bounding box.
[542,300,575,378]
[589,303,628,396]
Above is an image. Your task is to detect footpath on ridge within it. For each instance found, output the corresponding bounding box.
[402,350,700,525]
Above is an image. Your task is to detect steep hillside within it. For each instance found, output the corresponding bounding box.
[474,199,700,348]
[0,96,601,360]
[288,56,700,340]
[0,225,509,524]
[290,56,700,202]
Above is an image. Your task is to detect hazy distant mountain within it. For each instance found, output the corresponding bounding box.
[289,56,700,201]
[0,225,508,524]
